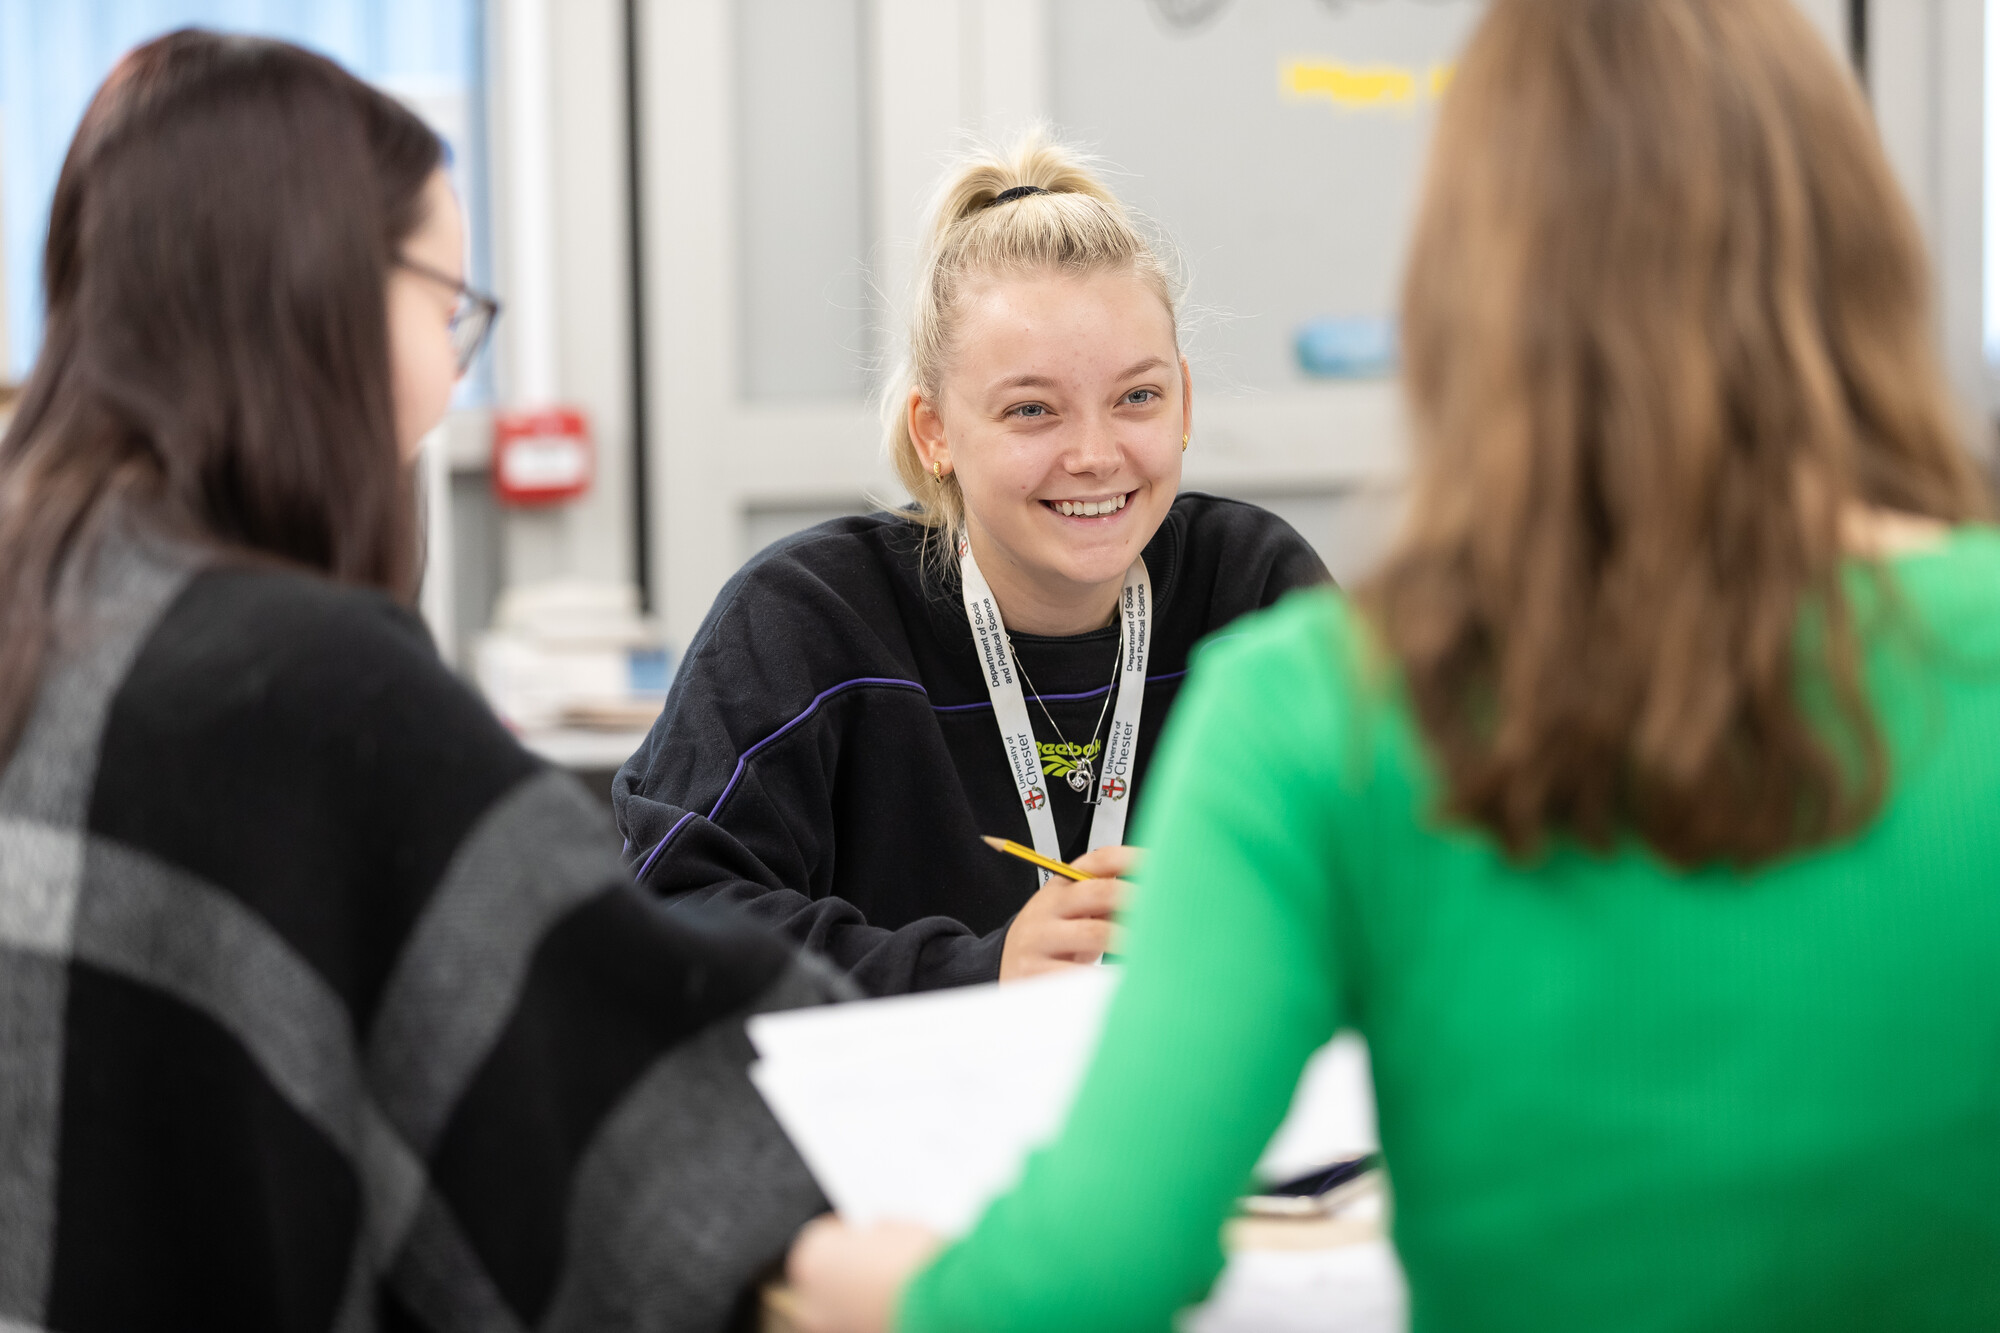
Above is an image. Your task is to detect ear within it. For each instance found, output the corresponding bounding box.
[909,389,952,473]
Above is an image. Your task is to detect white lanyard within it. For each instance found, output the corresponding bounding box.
[958,536,1153,874]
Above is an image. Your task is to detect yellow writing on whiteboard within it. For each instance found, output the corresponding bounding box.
[1282,58,1457,110]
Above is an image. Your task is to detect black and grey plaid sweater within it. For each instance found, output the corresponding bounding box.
[0,522,837,1333]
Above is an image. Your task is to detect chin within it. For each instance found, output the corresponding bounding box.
[1052,548,1145,591]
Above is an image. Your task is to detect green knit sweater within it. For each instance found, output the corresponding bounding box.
[902,530,2000,1333]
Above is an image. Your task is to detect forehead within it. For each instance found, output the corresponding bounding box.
[947,269,1177,388]
[405,169,464,266]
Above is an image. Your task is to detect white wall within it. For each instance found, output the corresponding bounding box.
[610,0,1990,649]
[485,0,637,592]
[1869,0,1991,447]
[1793,0,1851,58]
[634,0,1419,645]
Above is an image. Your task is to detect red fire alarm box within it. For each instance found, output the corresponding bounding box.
[493,407,593,505]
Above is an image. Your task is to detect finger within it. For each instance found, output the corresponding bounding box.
[785,1213,848,1288]
[1052,875,1126,920]
[1068,843,1142,880]
[1007,953,1084,981]
[1042,915,1113,962]
[1105,919,1128,958]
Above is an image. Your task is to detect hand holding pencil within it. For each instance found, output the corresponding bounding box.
[981,835,1090,881]
[988,838,1140,982]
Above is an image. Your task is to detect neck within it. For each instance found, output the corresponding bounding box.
[964,527,1122,637]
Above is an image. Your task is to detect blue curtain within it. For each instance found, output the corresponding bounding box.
[0,0,484,380]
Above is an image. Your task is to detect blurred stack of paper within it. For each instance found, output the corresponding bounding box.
[748,967,1406,1330]
[471,579,673,732]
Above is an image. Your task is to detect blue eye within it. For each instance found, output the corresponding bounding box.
[1124,388,1158,405]
[1009,403,1049,419]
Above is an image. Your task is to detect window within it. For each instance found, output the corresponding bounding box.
[0,0,487,384]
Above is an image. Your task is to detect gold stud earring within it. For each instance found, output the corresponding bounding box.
[1182,433,1190,453]
[933,459,944,480]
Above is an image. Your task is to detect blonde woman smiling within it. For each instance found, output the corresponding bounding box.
[614,140,1326,994]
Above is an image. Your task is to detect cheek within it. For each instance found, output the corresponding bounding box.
[959,434,1048,504]
[1126,424,1183,486]
[388,292,456,443]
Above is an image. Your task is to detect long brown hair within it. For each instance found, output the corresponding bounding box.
[1365,0,1988,867]
[0,30,441,760]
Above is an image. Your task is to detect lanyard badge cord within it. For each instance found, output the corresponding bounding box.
[958,536,1153,877]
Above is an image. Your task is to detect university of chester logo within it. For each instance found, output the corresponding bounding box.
[1023,787,1048,811]
[1101,777,1128,802]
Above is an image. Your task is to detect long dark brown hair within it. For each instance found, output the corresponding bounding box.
[0,30,441,761]
[1365,0,1989,867]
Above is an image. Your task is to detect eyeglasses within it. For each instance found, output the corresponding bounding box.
[396,257,502,376]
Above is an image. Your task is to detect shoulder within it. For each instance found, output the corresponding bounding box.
[703,512,929,631]
[1195,588,1400,749]
[1894,524,2000,624]
[1149,492,1332,630]
[1168,491,1320,563]
[1190,586,1359,702]
[676,511,945,687]
[124,563,529,776]
[98,564,543,917]
[1168,490,1304,542]
[145,563,446,693]
[739,511,928,593]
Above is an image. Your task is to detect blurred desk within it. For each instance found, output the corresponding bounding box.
[518,725,652,772]
[518,726,652,807]
[759,1202,1404,1333]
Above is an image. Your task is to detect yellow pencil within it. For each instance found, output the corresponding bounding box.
[982,835,1091,881]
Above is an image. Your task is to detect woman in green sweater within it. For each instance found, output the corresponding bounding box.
[785,0,2000,1328]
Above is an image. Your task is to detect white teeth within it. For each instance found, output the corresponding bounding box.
[1055,494,1127,517]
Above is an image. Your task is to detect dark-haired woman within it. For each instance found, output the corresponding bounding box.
[0,31,833,1333]
[789,1,2000,1329]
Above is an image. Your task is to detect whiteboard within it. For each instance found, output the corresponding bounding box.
[1050,0,1485,392]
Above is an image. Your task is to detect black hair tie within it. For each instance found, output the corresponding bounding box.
[987,185,1050,207]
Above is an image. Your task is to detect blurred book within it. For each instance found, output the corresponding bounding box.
[472,580,673,733]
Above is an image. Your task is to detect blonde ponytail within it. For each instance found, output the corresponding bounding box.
[884,132,1183,544]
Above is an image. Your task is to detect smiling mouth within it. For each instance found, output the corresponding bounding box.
[1044,491,1133,518]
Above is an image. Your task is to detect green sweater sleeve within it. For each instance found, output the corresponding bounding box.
[900,593,1355,1332]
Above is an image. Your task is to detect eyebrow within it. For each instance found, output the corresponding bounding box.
[1115,356,1173,379]
[988,357,1174,395]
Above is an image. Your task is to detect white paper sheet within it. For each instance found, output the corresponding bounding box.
[1182,1241,1407,1333]
[747,966,1379,1235]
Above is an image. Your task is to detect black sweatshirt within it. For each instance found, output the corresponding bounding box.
[614,492,1330,996]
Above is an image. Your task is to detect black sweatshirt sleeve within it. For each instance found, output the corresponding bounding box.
[624,796,1008,994]
[614,534,1009,995]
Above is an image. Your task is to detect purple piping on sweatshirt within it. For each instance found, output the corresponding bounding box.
[629,668,1192,879]
[632,676,928,881]
[635,811,696,882]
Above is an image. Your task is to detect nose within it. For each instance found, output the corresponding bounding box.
[1064,409,1124,477]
